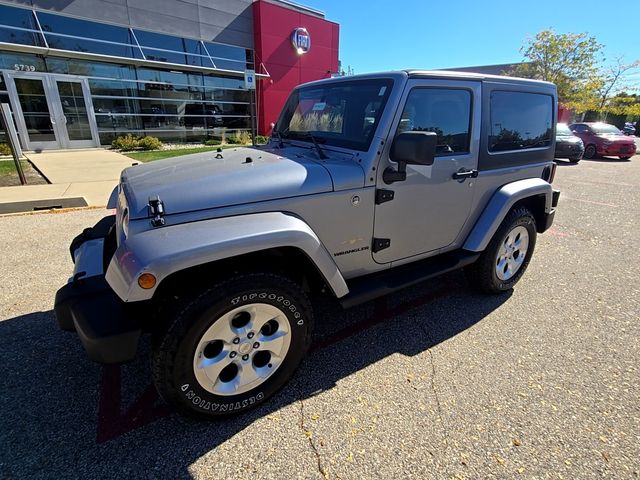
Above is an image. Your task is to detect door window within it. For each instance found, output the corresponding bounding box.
[56,80,93,141]
[396,88,472,155]
[14,77,56,142]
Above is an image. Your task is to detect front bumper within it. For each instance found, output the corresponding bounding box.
[555,142,584,159]
[597,143,637,156]
[54,215,141,364]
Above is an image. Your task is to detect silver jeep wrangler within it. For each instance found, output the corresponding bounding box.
[55,70,560,418]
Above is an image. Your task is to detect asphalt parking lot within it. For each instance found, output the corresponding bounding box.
[1,149,639,479]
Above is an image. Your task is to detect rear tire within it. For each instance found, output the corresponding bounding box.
[465,207,537,294]
[152,273,313,419]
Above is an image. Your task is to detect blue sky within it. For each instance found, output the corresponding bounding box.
[302,0,639,82]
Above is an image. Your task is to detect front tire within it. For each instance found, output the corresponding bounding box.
[465,207,537,294]
[583,144,597,159]
[152,273,313,419]
[619,156,632,160]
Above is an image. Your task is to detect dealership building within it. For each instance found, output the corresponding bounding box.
[0,0,339,150]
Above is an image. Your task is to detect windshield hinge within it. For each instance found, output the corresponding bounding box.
[372,238,391,253]
[375,189,395,205]
[148,195,165,227]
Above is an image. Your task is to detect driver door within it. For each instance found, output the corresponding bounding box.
[372,79,481,264]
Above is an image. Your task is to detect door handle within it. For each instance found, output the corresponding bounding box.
[452,169,478,180]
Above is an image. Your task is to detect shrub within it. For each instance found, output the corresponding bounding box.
[111,134,139,151]
[205,139,221,146]
[256,135,269,145]
[228,130,252,145]
[0,143,11,156]
[137,136,163,151]
[226,132,242,144]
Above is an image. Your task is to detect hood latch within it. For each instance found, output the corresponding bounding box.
[148,195,166,227]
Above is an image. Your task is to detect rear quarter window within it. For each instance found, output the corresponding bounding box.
[489,91,553,152]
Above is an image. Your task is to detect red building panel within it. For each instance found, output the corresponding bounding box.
[253,0,339,134]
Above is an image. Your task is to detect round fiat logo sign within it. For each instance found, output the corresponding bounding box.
[291,27,310,55]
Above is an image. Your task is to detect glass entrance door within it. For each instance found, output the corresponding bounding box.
[54,79,96,147]
[12,76,58,150]
[5,72,99,150]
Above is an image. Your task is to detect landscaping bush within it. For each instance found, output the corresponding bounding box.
[205,139,221,146]
[256,135,269,145]
[137,136,163,151]
[227,130,252,145]
[225,132,242,144]
[111,134,139,151]
[111,135,163,151]
[0,143,11,156]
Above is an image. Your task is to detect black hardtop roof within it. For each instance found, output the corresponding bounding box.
[300,70,555,91]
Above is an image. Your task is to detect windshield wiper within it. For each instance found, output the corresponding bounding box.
[294,132,328,160]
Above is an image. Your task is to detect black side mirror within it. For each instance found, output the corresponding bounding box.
[384,131,437,184]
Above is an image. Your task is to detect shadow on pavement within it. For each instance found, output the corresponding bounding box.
[581,156,634,163]
[553,159,580,167]
[0,271,511,478]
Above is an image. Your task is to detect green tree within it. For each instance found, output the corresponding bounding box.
[593,58,640,119]
[510,30,603,109]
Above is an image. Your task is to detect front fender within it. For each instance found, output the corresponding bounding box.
[105,212,349,302]
[463,178,553,252]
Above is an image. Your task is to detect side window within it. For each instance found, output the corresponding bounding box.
[397,88,471,155]
[572,124,587,134]
[489,91,553,152]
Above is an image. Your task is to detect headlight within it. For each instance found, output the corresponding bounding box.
[122,208,129,238]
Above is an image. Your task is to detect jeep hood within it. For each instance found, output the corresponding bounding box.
[121,147,335,219]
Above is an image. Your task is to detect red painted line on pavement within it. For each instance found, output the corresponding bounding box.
[96,365,171,444]
[546,228,569,238]
[96,284,453,443]
[567,197,618,208]
[310,284,452,353]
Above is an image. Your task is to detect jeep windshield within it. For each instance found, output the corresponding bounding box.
[275,78,394,152]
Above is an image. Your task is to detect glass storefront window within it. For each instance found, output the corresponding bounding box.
[38,11,142,59]
[0,52,47,73]
[134,30,210,67]
[204,42,250,71]
[0,7,255,147]
[45,58,136,80]
[0,5,45,47]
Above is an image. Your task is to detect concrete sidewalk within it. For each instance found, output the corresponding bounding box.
[0,149,133,212]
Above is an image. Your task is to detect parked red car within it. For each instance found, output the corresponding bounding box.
[569,122,637,160]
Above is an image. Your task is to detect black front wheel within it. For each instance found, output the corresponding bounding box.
[152,273,313,418]
[583,144,597,159]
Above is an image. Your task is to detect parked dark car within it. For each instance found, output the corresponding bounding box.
[568,122,637,160]
[555,123,584,162]
[622,122,636,136]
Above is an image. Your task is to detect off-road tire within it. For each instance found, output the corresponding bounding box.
[465,206,537,294]
[152,273,313,419]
